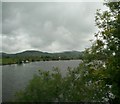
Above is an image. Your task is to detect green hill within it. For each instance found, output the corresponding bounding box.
[0,50,83,65]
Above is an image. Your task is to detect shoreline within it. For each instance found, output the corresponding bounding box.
[0,59,82,66]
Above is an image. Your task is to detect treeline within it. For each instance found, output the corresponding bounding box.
[1,51,83,65]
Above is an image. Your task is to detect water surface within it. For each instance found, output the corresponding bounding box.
[2,60,81,102]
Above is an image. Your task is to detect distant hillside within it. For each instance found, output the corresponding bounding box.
[0,50,84,65]
[1,50,83,59]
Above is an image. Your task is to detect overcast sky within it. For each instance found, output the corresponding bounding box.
[1,2,107,53]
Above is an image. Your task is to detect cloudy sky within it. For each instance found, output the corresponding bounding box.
[1,2,107,53]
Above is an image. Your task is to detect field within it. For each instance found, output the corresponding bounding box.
[0,59,2,65]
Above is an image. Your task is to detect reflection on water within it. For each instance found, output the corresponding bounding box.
[2,60,81,102]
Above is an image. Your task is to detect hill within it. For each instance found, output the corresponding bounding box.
[0,50,83,65]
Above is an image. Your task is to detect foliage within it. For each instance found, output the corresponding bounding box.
[15,67,105,102]
[81,1,120,103]
[15,68,63,102]
[1,51,83,65]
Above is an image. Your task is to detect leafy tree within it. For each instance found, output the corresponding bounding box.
[81,1,120,103]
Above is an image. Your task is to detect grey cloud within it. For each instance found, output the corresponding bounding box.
[2,2,106,53]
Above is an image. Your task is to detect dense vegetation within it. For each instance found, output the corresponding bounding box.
[14,1,120,103]
[0,51,83,65]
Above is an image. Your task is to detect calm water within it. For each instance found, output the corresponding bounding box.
[2,60,81,102]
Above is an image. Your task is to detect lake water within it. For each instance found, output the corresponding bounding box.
[2,60,81,102]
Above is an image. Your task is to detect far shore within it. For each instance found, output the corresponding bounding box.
[0,59,81,66]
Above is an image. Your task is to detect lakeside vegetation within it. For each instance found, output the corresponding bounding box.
[0,51,83,65]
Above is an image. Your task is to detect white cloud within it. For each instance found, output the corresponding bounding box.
[2,30,31,53]
[2,2,107,53]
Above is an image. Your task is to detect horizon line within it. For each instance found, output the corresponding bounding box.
[0,49,84,54]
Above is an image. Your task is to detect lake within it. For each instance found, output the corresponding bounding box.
[2,60,81,102]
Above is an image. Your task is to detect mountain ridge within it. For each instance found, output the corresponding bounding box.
[1,50,83,58]
[1,50,83,65]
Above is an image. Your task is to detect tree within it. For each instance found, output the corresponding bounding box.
[81,1,120,103]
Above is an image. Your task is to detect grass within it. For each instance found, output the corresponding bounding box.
[0,59,2,65]
[1,58,17,65]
